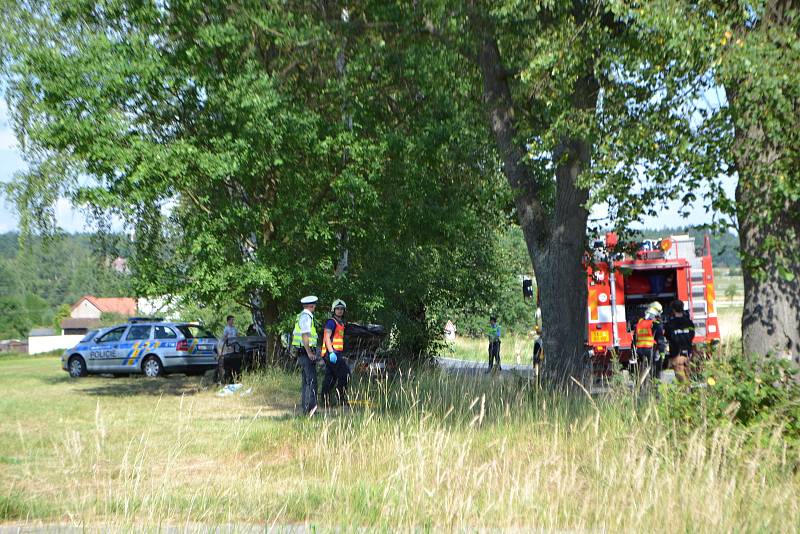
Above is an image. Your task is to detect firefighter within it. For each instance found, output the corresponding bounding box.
[486,316,502,373]
[292,295,319,416]
[664,299,695,384]
[321,299,350,406]
[633,302,666,378]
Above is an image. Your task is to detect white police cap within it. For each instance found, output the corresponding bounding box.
[300,295,318,305]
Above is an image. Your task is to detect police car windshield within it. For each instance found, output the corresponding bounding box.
[80,330,98,342]
[176,324,216,339]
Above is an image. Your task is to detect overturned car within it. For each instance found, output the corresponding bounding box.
[343,323,396,378]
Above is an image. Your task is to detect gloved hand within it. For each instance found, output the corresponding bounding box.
[329,352,338,364]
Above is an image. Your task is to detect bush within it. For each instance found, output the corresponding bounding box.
[659,353,800,449]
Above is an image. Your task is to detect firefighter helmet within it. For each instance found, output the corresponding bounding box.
[645,301,662,319]
[331,299,347,312]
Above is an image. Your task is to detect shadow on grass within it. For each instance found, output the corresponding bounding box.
[37,373,210,397]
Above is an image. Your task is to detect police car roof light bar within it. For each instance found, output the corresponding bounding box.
[127,317,164,323]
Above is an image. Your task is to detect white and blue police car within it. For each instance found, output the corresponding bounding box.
[61,318,218,378]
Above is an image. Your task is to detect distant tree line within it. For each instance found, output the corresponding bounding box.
[0,232,129,339]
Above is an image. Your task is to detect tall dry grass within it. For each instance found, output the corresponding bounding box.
[1,355,798,531]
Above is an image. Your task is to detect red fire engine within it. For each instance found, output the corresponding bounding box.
[585,233,721,365]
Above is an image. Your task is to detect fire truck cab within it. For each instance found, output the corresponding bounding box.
[585,233,721,367]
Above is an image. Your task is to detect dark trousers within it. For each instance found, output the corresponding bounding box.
[297,349,318,413]
[636,346,657,377]
[321,357,350,405]
[488,340,501,370]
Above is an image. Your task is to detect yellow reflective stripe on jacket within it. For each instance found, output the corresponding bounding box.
[635,318,655,348]
[321,319,345,356]
[291,311,317,347]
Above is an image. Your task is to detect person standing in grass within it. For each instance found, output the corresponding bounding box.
[664,300,695,384]
[321,299,350,407]
[216,315,237,384]
[486,315,502,373]
[292,296,320,416]
[532,325,544,377]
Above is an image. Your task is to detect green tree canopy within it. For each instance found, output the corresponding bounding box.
[0,1,508,359]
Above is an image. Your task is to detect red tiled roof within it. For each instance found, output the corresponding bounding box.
[71,295,137,316]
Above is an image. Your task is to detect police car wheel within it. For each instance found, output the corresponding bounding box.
[68,356,87,378]
[142,356,164,378]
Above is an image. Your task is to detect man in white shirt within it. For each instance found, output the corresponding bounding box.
[292,296,319,415]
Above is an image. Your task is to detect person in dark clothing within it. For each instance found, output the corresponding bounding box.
[664,299,695,383]
[321,299,350,406]
[486,316,501,373]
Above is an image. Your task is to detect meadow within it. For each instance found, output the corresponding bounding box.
[1,341,797,532]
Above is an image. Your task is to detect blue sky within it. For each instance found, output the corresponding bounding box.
[0,99,736,235]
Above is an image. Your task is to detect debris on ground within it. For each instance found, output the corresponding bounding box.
[216,383,243,397]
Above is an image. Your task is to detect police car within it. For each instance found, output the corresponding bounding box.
[61,318,218,378]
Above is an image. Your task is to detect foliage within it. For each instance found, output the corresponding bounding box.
[612,0,800,273]
[659,354,800,450]
[173,299,252,337]
[441,225,535,336]
[52,303,71,332]
[0,2,507,360]
[0,231,129,336]
[628,1,800,357]
[724,284,737,300]
[0,296,30,339]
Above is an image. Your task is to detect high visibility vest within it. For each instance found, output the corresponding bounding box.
[487,324,501,341]
[321,318,345,356]
[291,311,317,348]
[635,318,655,348]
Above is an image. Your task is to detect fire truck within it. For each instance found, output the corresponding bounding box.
[585,233,721,368]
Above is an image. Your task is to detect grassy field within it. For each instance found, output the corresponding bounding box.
[714,269,744,301]
[443,335,535,364]
[2,351,798,531]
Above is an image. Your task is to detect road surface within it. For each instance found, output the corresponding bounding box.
[436,356,535,378]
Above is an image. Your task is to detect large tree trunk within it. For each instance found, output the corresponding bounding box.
[727,0,800,360]
[734,150,800,360]
[535,134,592,384]
[477,38,594,386]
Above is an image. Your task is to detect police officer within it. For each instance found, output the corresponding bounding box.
[486,316,502,373]
[321,299,350,406]
[292,295,319,415]
[664,299,695,384]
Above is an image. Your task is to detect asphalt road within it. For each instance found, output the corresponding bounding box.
[436,356,535,378]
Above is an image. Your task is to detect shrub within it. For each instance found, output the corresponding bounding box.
[659,353,800,449]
